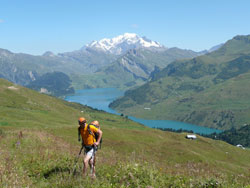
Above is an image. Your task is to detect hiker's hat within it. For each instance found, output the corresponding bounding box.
[78,117,86,123]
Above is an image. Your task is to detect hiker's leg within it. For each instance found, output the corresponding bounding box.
[89,157,95,178]
[89,156,95,167]
[92,155,96,178]
[90,150,97,178]
[83,154,91,176]
[83,148,94,176]
[89,157,94,173]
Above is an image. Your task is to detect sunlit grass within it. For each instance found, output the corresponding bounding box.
[1,79,250,187]
[1,129,249,188]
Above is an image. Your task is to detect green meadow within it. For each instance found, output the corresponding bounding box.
[1,78,250,187]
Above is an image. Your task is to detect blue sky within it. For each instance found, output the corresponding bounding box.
[0,0,250,55]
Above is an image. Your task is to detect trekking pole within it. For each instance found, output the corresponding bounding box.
[72,144,84,175]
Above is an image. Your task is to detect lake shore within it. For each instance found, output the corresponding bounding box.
[65,88,222,134]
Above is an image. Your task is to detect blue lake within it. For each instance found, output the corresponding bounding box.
[65,88,222,134]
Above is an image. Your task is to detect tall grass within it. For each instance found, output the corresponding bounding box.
[1,79,250,187]
[1,129,249,188]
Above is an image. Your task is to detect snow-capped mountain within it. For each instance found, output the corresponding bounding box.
[82,33,164,55]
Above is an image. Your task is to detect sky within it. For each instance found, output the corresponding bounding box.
[0,0,250,55]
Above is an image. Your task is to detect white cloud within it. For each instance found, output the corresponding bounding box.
[131,24,139,28]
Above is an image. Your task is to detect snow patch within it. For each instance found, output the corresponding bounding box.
[83,33,163,55]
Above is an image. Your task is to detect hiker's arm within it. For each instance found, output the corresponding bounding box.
[95,129,102,146]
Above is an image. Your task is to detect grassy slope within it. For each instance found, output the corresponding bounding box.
[1,78,250,187]
[111,72,250,130]
[110,35,250,130]
[71,71,145,90]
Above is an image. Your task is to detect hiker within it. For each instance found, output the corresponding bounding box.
[78,117,102,178]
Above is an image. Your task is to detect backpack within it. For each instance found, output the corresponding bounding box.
[88,124,102,149]
[78,123,102,149]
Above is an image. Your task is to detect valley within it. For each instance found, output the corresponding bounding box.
[2,1,250,187]
[110,35,250,130]
[1,33,250,187]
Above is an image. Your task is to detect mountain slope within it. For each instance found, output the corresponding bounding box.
[104,47,201,80]
[207,124,250,147]
[110,35,250,130]
[0,48,91,85]
[27,71,75,96]
[72,47,202,89]
[1,78,250,187]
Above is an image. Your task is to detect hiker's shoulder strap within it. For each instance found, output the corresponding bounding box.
[87,124,98,136]
[88,124,102,149]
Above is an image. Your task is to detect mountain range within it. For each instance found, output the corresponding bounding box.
[0,33,212,92]
[72,47,204,89]
[110,35,250,130]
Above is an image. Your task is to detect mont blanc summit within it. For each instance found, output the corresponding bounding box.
[83,33,163,55]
